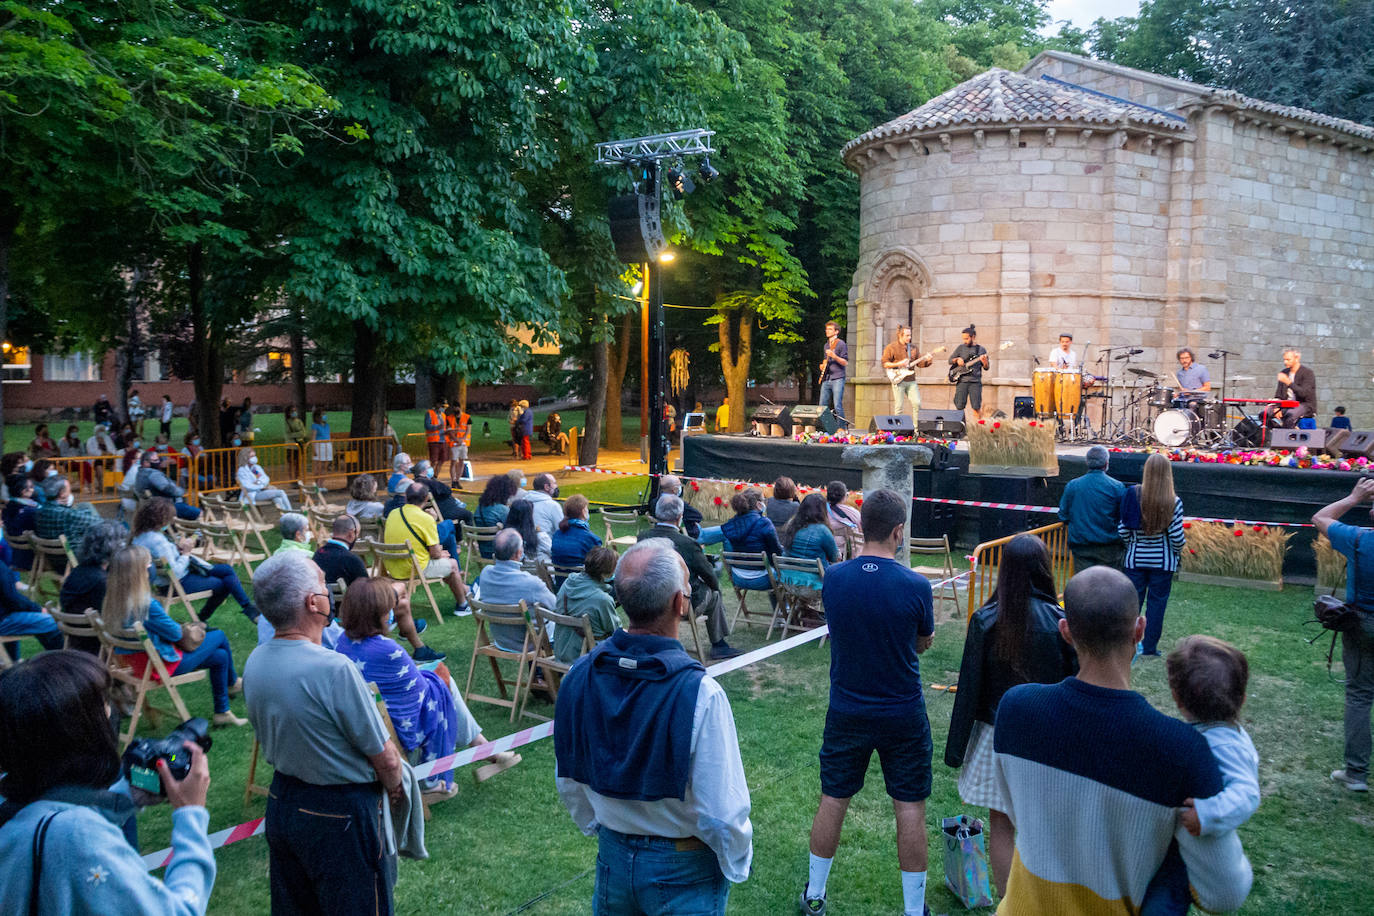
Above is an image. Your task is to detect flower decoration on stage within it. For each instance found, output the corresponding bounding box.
[690,480,700,491]
[1110,445,1373,473]
[792,431,954,448]
[733,483,744,491]
[854,496,863,507]
[1182,521,1292,584]
[713,496,724,506]
[1234,529,1244,536]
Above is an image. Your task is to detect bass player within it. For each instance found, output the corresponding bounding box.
[948,324,990,421]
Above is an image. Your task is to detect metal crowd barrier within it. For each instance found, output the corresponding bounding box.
[49,454,129,505]
[966,521,1073,618]
[305,436,394,484]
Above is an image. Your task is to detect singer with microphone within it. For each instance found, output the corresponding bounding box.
[1263,348,1316,428]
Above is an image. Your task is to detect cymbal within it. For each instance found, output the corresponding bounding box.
[1228,375,1256,382]
[1127,367,1160,379]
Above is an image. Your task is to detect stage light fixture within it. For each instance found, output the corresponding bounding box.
[697,156,719,183]
[658,250,676,264]
[665,165,695,199]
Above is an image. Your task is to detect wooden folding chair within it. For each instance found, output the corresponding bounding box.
[222,500,274,556]
[910,535,963,618]
[549,562,582,591]
[50,607,108,661]
[721,551,775,629]
[462,524,499,578]
[243,738,271,805]
[27,533,75,603]
[368,683,437,818]
[463,598,546,722]
[768,556,827,640]
[294,480,330,511]
[370,540,445,624]
[92,617,210,750]
[356,515,382,543]
[524,557,556,592]
[155,557,207,623]
[600,509,641,552]
[0,635,25,669]
[197,493,229,525]
[307,504,346,544]
[196,521,260,574]
[522,607,595,720]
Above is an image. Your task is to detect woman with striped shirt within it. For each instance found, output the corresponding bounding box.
[1119,453,1187,658]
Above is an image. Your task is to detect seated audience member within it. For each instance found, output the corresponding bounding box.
[102,545,247,727]
[506,467,529,497]
[383,483,470,612]
[34,477,101,560]
[58,424,85,458]
[0,555,63,661]
[1331,406,1352,430]
[28,423,58,459]
[243,551,410,914]
[992,566,1252,914]
[273,513,314,555]
[131,498,260,623]
[553,546,621,663]
[824,480,864,559]
[637,494,740,659]
[780,493,839,588]
[59,520,129,654]
[335,578,518,793]
[410,460,472,539]
[720,488,781,594]
[2,473,38,571]
[134,450,202,520]
[472,473,518,556]
[477,528,556,651]
[647,474,703,540]
[766,476,801,530]
[0,651,216,913]
[388,453,414,494]
[944,534,1077,896]
[235,447,292,513]
[525,473,564,538]
[506,498,552,564]
[550,494,602,575]
[346,474,386,520]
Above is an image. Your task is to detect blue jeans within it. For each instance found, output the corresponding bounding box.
[819,378,846,421]
[0,610,63,659]
[1125,566,1174,654]
[180,564,254,621]
[1140,840,1189,916]
[173,501,202,521]
[437,519,460,561]
[594,828,728,916]
[178,628,237,713]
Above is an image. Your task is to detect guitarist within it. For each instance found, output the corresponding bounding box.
[818,320,849,424]
[948,324,990,421]
[882,326,935,428]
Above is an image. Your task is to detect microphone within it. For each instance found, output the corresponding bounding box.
[1207,352,1222,360]
[1130,348,1144,356]
[1032,356,1041,366]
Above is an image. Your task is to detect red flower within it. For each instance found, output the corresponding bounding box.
[1189,549,1196,554]
[733,483,744,491]
[978,419,986,425]
[1252,525,1263,532]
[1182,522,1192,529]
[1233,529,1244,537]
[854,496,864,507]
[691,480,700,491]
[1028,421,1037,427]
[713,496,724,506]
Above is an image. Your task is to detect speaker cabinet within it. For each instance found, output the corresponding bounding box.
[1013,396,1035,420]
[918,409,966,440]
[1340,430,1374,458]
[1323,427,1350,457]
[1232,418,1262,448]
[869,414,916,436]
[750,404,791,437]
[1268,428,1326,449]
[791,405,840,434]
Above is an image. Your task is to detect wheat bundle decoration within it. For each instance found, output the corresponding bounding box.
[1178,521,1293,587]
[681,477,859,524]
[966,418,1057,476]
[1313,533,1348,594]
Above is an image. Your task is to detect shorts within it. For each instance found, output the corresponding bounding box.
[449,445,468,463]
[819,706,932,802]
[953,379,982,411]
[422,557,457,579]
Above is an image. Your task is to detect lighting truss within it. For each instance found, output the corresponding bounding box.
[595,129,715,165]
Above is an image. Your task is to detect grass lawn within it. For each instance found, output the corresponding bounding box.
[7,475,1369,914]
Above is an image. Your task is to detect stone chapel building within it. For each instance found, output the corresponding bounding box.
[840,51,1374,433]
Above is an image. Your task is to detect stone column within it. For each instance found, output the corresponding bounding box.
[841,444,934,567]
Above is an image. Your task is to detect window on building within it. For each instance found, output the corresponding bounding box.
[2,344,31,383]
[43,352,101,382]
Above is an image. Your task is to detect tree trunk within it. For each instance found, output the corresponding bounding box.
[457,377,468,414]
[114,267,147,428]
[579,315,609,466]
[289,305,308,417]
[604,310,633,450]
[188,244,225,448]
[350,320,388,438]
[0,196,15,452]
[436,372,462,405]
[414,362,434,411]
[718,304,753,432]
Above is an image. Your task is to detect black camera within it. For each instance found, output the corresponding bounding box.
[122,718,212,795]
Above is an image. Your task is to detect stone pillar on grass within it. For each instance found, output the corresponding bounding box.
[841,444,933,568]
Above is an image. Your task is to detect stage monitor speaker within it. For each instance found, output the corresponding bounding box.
[918,409,966,440]
[1013,396,1035,420]
[1232,418,1262,448]
[750,404,792,437]
[1324,427,1350,457]
[1268,428,1326,449]
[1340,430,1374,458]
[869,414,916,436]
[791,404,840,434]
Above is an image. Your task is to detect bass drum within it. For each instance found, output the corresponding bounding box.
[1153,408,1201,447]
[1032,368,1057,416]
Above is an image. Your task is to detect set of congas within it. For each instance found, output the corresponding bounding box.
[1032,368,1084,419]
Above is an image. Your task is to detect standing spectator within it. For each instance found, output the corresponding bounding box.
[311,409,333,464]
[506,498,551,564]
[382,484,470,612]
[779,493,838,589]
[160,394,175,437]
[59,520,128,653]
[243,551,409,915]
[382,413,402,461]
[1332,406,1353,430]
[237,397,255,445]
[552,545,620,662]
[2,474,38,571]
[1119,453,1186,658]
[127,389,146,437]
[92,393,116,427]
[943,534,1077,896]
[1058,445,1127,570]
[476,529,556,651]
[0,651,216,915]
[102,545,247,727]
[218,398,238,446]
[446,405,471,487]
[34,477,100,557]
[346,474,386,521]
[551,495,602,573]
[637,495,740,659]
[28,424,57,459]
[715,396,730,433]
[236,447,293,512]
[799,489,935,916]
[518,399,534,461]
[1312,477,1374,792]
[507,399,522,458]
[525,473,564,539]
[284,405,311,475]
[992,567,1252,914]
[131,499,260,624]
[648,474,703,540]
[825,480,863,559]
[555,538,753,914]
[766,476,801,530]
[0,554,63,660]
[424,397,448,471]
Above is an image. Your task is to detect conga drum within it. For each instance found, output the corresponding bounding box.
[1032,368,1057,416]
[1055,370,1083,418]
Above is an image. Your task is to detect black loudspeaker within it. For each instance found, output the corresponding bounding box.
[918,408,966,440]
[791,404,840,434]
[1340,430,1374,458]
[1268,428,1326,449]
[869,414,916,435]
[607,193,666,263]
[1324,427,1350,457]
[750,404,792,437]
[1233,418,1262,448]
[1013,396,1035,420]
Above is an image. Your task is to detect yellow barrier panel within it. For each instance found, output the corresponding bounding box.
[305,436,395,485]
[966,521,1073,618]
[190,443,301,504]
[49,454,130,505]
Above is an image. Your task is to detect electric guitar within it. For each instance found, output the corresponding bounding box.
[885,346,947,384]
[948,340,1014,384]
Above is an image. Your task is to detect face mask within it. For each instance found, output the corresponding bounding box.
[425,467,434,478]
[519,478,527,488]
[319,415,326,422]
[132,441,140,450]
[62,494,75,507]
[192,438,201,446]
[552,486,560,498]
[249,456,259,465]
[232,438,242,447]
[21,460,32,473]
[303,532,313,544]
[44,468,56,477]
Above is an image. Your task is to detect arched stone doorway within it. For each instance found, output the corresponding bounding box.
[850,247,932,429]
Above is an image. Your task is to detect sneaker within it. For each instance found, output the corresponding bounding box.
[413,618,428,635]
[1331,769,1369,792]
[413,645,446,663]
[798,886,826,915]
[709,643,743,660]
[454,604,473,618]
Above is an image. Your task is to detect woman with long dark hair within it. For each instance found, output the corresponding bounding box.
[944,534,1077,896]
[780,493,838,588]
[1119,452,1187,657]
[506,498,551,563]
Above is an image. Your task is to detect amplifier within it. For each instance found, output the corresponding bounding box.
[1324,427,1350,457]
[1013,396,1035,420]
[791,404,840,434]
[1268,428,1326,449]
[918,408,966,440]
[869,414,916,436]
[1340,430,1374,458]
[750,404,792,437]
[1232,418,1262,448]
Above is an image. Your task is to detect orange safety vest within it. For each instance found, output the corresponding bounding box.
[425,409,445,444]
[453,412,471,447]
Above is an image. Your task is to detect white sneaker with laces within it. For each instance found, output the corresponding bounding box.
[1331,769,1369,792]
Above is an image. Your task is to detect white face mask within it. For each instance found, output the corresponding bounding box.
[249,456,259,465]
[303,531,313,544]
[62,494,75,508]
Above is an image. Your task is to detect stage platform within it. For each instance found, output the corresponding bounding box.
[683,434,1366,582]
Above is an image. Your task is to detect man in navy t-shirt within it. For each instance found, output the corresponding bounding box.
[800,489,935,916]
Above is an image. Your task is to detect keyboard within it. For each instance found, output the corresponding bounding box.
[1223,398,1299,408]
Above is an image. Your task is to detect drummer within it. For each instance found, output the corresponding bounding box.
[1049,334,1078,369]
[1174,348,1211,412]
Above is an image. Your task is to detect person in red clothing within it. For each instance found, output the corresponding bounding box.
[424,397,448,470]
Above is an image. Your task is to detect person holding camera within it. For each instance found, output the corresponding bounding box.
[0,651,216,914]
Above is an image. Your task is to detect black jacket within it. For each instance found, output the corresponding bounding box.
[944,589,1078,768]
[636,524,718,603]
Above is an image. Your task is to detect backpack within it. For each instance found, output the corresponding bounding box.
[1308,531,1370,677]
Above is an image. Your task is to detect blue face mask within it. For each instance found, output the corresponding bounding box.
[232,438,242,447]
[425,467,435,478]
[131,441,141,450]
[192,438,201,446]
[21,460,32,473]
